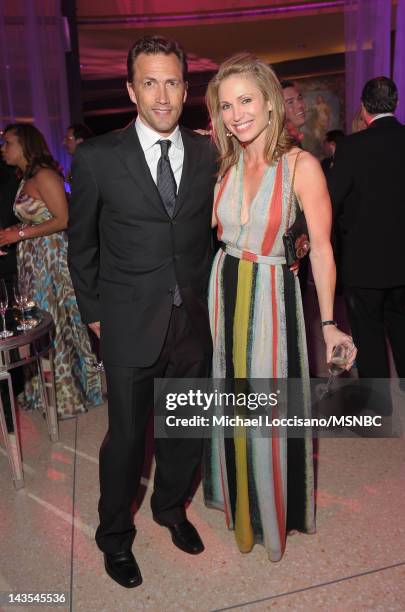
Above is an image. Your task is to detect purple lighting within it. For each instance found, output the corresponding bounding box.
[394,0,405,122]
[0,2,70,175]
[78,2,345,26]
[345,0,392,131]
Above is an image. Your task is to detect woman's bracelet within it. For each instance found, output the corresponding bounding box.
[18,223,28,239]
[321,320,337,328]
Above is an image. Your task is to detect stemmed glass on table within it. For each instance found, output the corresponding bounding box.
[0,278,14,338]
[13,276,33,331]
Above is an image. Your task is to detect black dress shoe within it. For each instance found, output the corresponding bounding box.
[104,551,142,588]
[155,518,204,555]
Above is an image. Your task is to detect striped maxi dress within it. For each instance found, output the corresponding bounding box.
[203,152,315,561]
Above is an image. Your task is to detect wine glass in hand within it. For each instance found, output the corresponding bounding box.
[317,343,350,399]
[13,277,33,331]
[0,279,14,338]
[328,343,350,376]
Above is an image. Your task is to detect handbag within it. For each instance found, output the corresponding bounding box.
[282,150,310,268]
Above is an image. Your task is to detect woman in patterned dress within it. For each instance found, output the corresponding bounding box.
[203,54,356,560]
[0,123,102,418]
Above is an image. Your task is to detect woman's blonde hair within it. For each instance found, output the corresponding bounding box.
[206,52,292,177]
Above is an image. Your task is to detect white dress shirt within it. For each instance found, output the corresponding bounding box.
[135,116,184,192]
[369,112,395,124]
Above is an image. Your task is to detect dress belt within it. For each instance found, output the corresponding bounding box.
[222,244,286,266]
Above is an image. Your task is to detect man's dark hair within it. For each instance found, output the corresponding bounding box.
[280,80,295,90]
[127,35,188,83]
[361,77,398,114]
[69,123,93,141]
[325,129,345,145]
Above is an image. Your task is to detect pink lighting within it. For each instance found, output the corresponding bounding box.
[46,468,67,482]
[51,452,73,465]
[78,1,345,26]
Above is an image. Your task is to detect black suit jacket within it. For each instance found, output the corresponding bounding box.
[67,122,217,367]
[0,162,19,282]
[328,116,405,288]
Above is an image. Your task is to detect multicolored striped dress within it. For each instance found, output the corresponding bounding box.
[204,153,315,561]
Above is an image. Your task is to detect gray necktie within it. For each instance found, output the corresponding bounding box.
[156,139,182,306]
[157,140,176,217]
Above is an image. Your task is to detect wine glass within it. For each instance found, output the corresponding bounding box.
[0,279,14,338]
[327,344,349,376]
[317,343,350,400]
[13,276,33,331]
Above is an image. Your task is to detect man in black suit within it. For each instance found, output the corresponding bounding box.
[321,129,345,178]
[0,159,19,288]
[68,36,217,588]
[328,77,405,387]
[0,159,22,433]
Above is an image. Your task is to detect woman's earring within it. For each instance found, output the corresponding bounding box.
[226,130,233,137]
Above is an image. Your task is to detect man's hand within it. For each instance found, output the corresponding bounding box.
[89,321,100,338]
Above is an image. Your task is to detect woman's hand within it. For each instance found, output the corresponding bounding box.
[322,325,357,370]
[0,228,20,247]
[290,261,299,276]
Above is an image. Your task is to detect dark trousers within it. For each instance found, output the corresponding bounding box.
[95,305,210,554]
[1,276,24,432]
[344,285,405,378]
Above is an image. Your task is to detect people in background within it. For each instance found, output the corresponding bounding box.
[0,155,24,432]
[205,53,356,561]
[281,79,309,294]
[321,129,346,294]
[63,123,93,186]
[0,123,102,418]
[321,129,345,176]
[281,80,306,144]
[0,157,19,289]
[63,123,93,156]
[328,77,405,393]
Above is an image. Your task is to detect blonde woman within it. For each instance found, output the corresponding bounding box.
[204,54,356,560]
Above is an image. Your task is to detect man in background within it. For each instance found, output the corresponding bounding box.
[63,123,93,156]
[281,80,309,294]
[328,77,405,390]
[0,156,23,432]
[321,129,345,177]
[281,80,306,144]
[63,123,93,187]
[321,129,346,295]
